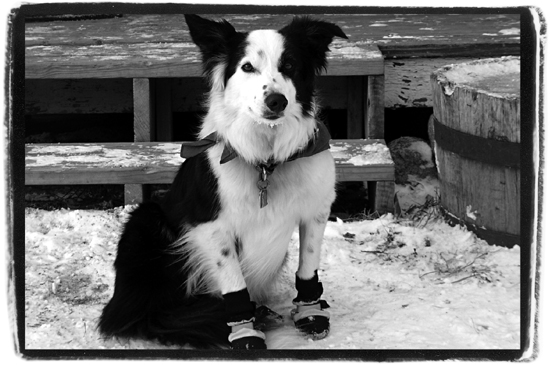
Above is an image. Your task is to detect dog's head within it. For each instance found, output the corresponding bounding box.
[186,14,346,123]
[185,14,346,162]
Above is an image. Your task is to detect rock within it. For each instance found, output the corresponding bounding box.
[389,137,440,211]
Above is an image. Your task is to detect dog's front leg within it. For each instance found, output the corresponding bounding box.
[218,254,266,349]
[293,212,331,339]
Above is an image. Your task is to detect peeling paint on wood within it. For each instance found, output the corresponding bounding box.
[384,57,489,108]
[25,140,394,185]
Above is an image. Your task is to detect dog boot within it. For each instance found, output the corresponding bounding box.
[224,289,267,349]
[228,320,267,349]
[291,301,331,340]
[292,271,330,339]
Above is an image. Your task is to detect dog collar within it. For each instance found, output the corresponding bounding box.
[180,123,331,165]
[180,123,331,208]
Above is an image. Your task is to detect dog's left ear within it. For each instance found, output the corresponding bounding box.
[279,17,348,73]
[185,14,240,64]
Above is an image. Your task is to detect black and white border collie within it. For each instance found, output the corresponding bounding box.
[99,14,347,349]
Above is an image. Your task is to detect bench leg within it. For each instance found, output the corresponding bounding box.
[366,75,385,140]
[133,78,156,142]
[367,181,395,215]
[133,78,170,204]
[124,184,149,205]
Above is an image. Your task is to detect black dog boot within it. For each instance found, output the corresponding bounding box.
[228,320,267,349]
[292,271,331,340]
[291,301,331,340]
[224,289,266,349]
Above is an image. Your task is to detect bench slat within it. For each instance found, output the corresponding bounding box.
[25,14,384,79]
[25,140,394,185]
[26,42,383,79]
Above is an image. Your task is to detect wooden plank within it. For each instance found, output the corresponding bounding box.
[385,57,492,109]
[132,78,155,203]
[346,76,364,138]
[133,78,155,142]
[370,181,396,214]
[25,139,394,185]
[431,56,520,142]
[25,42,382,79]
[366,75,385,139]
[124,184,148,205]
[25,13,520,55]
[155,79,174,142]
[24,13,519,79]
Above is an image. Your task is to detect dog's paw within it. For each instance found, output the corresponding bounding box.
[291,301,331,340]
[295,315,330,340]
[228,328,267,349]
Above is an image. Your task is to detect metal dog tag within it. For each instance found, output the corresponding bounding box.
[257,179,269,208]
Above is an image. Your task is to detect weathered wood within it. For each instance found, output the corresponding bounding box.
[372,181,395,214]
[25,42,383,79]
[25,13,520,59]
[431,56,520,246]
[25,139,394,185]
[24,13,519,109]
[132,78,155,202]
[124,184,148,205]
[25,14,384,79]
[431,56,520,142]
[366,75,384,139]
[385,57,490,109]
[133,78,155,142]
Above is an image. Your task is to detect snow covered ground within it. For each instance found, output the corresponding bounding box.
[24,204,520,350]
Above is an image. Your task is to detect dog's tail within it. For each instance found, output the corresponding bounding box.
[98,202,230,348]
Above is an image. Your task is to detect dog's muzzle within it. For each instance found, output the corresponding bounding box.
[264,93,288,119]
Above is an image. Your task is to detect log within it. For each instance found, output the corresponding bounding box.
[431,56,520,247]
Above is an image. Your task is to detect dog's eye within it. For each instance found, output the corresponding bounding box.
[241,63,255,73]
[283,62,294,71]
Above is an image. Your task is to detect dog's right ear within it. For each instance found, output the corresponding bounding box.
[184,14,238,60]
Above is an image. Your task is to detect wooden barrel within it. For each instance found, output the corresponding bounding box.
[430,56,520,248]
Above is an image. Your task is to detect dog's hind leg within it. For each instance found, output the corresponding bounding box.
[292,210,332,340]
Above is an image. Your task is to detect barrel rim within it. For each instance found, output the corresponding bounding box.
[431,55,520,100]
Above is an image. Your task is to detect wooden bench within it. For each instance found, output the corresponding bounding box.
[24,12,522,211]
[25,139,395,206]
[25,13,395,211]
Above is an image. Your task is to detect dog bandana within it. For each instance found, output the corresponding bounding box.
[180,123,332,208]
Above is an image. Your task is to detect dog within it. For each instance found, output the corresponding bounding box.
[98,14,346,349]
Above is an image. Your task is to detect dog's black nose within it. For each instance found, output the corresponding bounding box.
[265,93,288,114]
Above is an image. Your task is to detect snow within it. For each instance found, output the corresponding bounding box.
[24,205,520,350]
[330,142,393,166]
[26,143,184,168]
[435,56,520,97]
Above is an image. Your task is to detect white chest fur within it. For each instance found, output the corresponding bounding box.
[208,145,336,299]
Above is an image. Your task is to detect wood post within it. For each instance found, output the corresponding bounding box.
[128,78,156,205]
[133,78,155,142]
[366,75,385,140]
[366,74,394,214]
